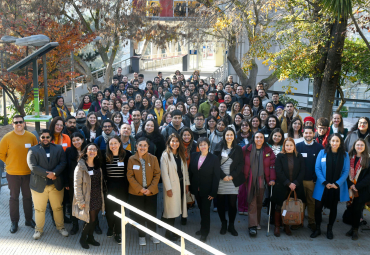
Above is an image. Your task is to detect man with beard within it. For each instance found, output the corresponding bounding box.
[172,86,185,104]
[94,119,116,151]
[62,116,85,139]
[198,91,219,118]
[132,80,144,98]
[296,126,323,232]
[126,85,134,99]
[130,110,143,137]
[109,77,119,93]
[90,85,99,102]
[218,103,232,125]
[95,98,112,122]
[224,94,233,113]
[27,129,68,240]
[161,110,185,141]
[120,124,136,154]
[235,85,249,107]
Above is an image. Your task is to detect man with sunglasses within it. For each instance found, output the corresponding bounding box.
[27,129,68,240]
[0,115,38,233]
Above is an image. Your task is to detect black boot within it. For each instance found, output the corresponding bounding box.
[94,219,102,234]
[87,221,100,246]
[220,221,227,235]
[79,223,90,249]
[327,224,333,240]
[63,206,72,224]
[310,224,321,238]
[165,230,177,241]
[345,227,353,237]
[70,217,79,235]
[352,228,359,240]
[228,223,238,236]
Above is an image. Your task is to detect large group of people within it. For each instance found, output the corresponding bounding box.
[1,69,370,250]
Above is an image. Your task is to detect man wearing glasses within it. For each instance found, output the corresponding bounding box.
[94,119,116,151]
[0,115,38,233]
[27,129,68,240]
[314,117,331,147]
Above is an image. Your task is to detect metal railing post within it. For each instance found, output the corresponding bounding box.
[181,237,185,255]
[121,205,125,255]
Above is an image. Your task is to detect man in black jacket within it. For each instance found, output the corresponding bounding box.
[161,110,184,141]
[235,85,249,107]
[27,129,68,240]
[62,116,85,139]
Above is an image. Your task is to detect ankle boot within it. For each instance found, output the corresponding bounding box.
[345,227,353,237]
[274,211,281,237]
[70,217,79,235]
[87,235,100,246]
[327,224,333,239]
[228,223,238,236]
[352,228,359,240]
[284,225,292,236]
[79,223,90,249]
[310,224,321,238]
[220,221,227,235]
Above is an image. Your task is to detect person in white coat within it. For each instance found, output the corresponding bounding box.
[160,133,190,241]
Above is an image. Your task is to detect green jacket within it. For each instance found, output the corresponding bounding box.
[198,100,219,118]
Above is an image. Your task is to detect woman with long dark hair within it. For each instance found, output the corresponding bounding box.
[78,95,92,114]
[113,98,122,112]
[51,96,71,120]
[345,138,370,240]
[345,117,370,151]
[242,104,253,122]
[258,109,269,128]
[140,97,152,111]
[262,115,281,138]
[82,112,102,143]
[180,127,198,167]
[214,128,245,236]
[89,91,104,113]
[243,131,276,236]
[250,116,262,135]
[286,117,304,144]
[120,103,132,125]
[112,112,123,135]
[73,143,104,249]
[75,110,87,130]
[210,118,226,154]
[103,136,132,244]
[182,103,198,128]
[311,134,350,239]
[161,133,190,241]
[236,119,252,148]
[65,132,87,235]
[228,113,243,133]
[250,96,264,116]
[50,117,71,151]
[265,102,275,116]
[149,99,164,126]
[271,138,306,237]
[329,112,348,139]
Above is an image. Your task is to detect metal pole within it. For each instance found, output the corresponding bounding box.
[32,59,40,133]
[1,50,8,125]
[121,205,126,255]
[71,50,75,106]
[43,55,49,128]
[181,237,185,255]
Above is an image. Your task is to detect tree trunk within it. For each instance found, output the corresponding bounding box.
[246,58,258,89]
[103,36,120,88]
[227,36,248,87]
[260,73,278,90]
[312,18,348,120]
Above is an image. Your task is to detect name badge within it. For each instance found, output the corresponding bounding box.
[25,143,31,148]
[107,118,109,119]
[264,134,269,138]
[62,143,68,147]
[46,153,50,157]
[221,151,228,157]
[321,158,326,162]
[282,210,287,216]
[117,162,124,166]
[88,170,94,175]
[340,134,344,138]
[266,153,270,157]
[133,165,140,170]
[98,117,102,120]
[301,153,307,158]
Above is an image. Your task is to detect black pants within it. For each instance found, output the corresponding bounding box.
[6,174,33,222]
[352,193,370,228]
[195,193,212,236]
[217,194,237,225]
[105,181,129,235]
[130,194,157,237]
[314,199,338,226]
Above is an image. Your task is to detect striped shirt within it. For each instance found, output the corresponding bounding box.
[106,156,126,179]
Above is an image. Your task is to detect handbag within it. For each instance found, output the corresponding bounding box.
[186,192,195,208]
[281,190,304,226]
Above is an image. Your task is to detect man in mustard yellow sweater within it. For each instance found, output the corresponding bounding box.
[0,115,38,233]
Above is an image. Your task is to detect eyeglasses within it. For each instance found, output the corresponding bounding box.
[41,136,51,139]
[87,148,98,152]
[13,121,24,124]
[55,124,64,127]
[103,125,112,128]
[195,118,204,121]
[359,122,368,125]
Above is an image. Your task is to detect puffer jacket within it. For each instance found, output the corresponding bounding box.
[72,159,105,223]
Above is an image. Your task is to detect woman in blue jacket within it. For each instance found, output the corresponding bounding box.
[310,134,350,240]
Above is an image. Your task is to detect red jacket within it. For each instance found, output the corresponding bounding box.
[242,144,276,183]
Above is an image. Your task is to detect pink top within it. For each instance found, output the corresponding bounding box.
[198,155,207,170]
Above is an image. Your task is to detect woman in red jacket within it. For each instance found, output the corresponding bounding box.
[243,131,276,237]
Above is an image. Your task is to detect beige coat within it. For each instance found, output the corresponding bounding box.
[160,151,190,219]
[72,159,105,223]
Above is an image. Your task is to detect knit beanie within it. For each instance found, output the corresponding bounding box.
[304,116,315,125]
[165,92,173,101]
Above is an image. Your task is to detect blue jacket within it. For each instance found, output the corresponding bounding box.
[313,149,350,202]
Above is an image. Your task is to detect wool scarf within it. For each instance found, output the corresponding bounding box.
[322,151,344,208]
[102,131,116,143]
[349,156,362,200]
[247,145,265,204]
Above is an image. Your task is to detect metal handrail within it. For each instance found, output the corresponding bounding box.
[206,62,228,84]
[108,195,226,255]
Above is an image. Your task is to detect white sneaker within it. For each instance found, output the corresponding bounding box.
[150,237,160,244]
[33,231,42,240]
[59,228,69,237]
[139,237,146,246]
[244,212,249,216]
[257,225,261,230]
[213,207,218,212]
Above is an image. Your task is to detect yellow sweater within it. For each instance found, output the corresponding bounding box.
[0,130,38,175]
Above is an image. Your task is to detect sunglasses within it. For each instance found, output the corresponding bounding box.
[13,121,24,124]
[41,136,51,139]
